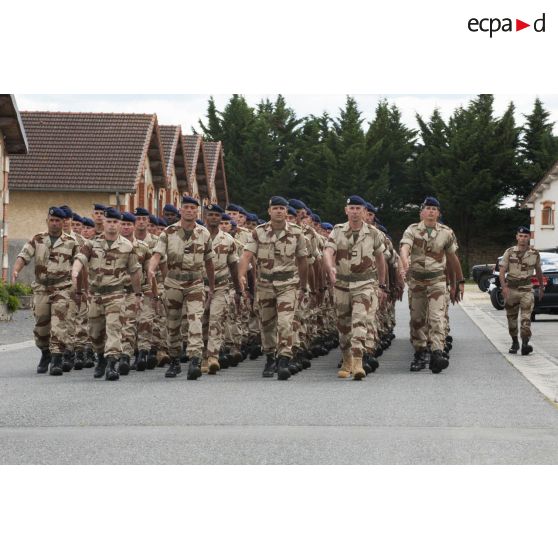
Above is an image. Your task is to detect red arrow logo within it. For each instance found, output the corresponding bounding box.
[516,19,530,31]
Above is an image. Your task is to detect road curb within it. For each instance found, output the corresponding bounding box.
[460,303,558,405]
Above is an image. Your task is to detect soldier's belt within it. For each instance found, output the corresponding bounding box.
[91,284,130,295]
[337,270,375,282]
[204,274,230,286]
[168,270,203,282]
[36,276,70,287]
[410,270,446,281]
[259,271,295,282]
[506,277,531,288]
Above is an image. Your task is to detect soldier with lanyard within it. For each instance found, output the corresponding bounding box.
[148,195,215,380]
[12,207,80,376]
[499,226,544,355]
[238,196,308,380]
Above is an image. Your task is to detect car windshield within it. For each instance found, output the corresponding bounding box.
[541,253,558,268]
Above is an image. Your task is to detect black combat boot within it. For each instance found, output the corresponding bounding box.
[146,348,158,369]
[49,354,63,376]
[445,335,453,344]
[218,349,230,369]
[361,356,372,375]
[430,350,449,374]
[135,350,148,371]
[105,357,120,381]
[229,347,243,366]
[94,353,107,379]
[130,351,138,371]
[521,338,533,356]
[276,356,292,381]
[118,354,130,375]
[364,353,379,373]
[165,357,181,378]
[61,350,74,372]
[83,347,95,368]
[179,343,189,363]
[74,350,85,370]
[262,353,277,378]
[37,349,51,374]
[410,351,426,372]
[509,337,520,354]
[187,356,202,380]
[374,345,383,358]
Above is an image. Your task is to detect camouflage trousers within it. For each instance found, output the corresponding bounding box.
[120,292,138,356]
[505,288,534,339]
[137,295,156,351]
[88,292,126,357]
[225,287,246,349]
[408,278,447,352]
[66,298,89,352]
[257,283,296,358]
[202,285,229,357]
[365,284,380,352]
[292,291,309,350]
[334,283,373,358]
[32,288,71,353]
[164,281,204,358]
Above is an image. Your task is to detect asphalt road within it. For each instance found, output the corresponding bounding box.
[1,302,558,464]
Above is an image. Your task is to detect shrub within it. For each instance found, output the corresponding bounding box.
[0,281,32,313]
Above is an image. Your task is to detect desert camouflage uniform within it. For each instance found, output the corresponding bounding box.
[17,232,79,353]
[76,236,140,357]
[154,223,214,359]
[244,221,307,358]
[326,222,384,358]
[202,229,238,358]
[224,235,247,351]
[400,221,458,352]
[501,245,540,339]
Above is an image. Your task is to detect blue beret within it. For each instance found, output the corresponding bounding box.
[104,207,122,220]
[82,217,95,228]
[226,203,243,213]
[163,204,179,214]
[182,195,200,206]
[365,202,378,213]
[221,213,233,222]
[149,214,158,225]
[205,203,224,214]
[48,206,66,219]
[288,199,308,210]
[59,205,73,218]
[134,207,150,217]
[238,207,248,216]
[195,219,205,226]
[321,222,333,230]
[346,195,366,207]
[422,196,440,208]
[121,211,136,224]
[257,219,265,225]
[246,213,258,222]
[517,226,530,234]
[312,213,321,224]
[71,213,83,223]
[377,224,388,234]
[158,217,168,227]
[287,206,297,216]
[93,203,106,211]
[269,196,289,207]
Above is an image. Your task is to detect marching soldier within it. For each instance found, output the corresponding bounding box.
[148,195,215,380]
[323,195,386,380]
[238,196,308,380]
[12,207,80,375]
[163,204,180,225]
[399,197,463,374]
[92,203,106,237]
[499,226,544,355]
[71,207,142,381]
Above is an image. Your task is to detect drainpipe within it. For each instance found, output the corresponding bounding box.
[2,156,9,283]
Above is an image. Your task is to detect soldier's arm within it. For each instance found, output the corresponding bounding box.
[375,252,386,285]
[228,261,242,293]
[12,257,27,282]
[296,256,308,291]
[204,258,215,292]
[399,244,411,273]
[130,268,142,294]
[238,250,254,291]
[148,252,162,280]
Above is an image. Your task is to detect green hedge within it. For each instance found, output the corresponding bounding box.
[0,282,32,313]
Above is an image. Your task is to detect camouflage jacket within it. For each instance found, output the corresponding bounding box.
[209,229,238,285]
[302,225,321,266]
[244,221,307,287]
[18,231,79,292]
[326,222,384,288]
[400,221,458,280]
[76,235,141,293]
[154,223,214,288]
[501,245,540,289]
[131,237,152,292]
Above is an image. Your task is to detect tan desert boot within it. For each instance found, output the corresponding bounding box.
[352,357,366,381]
[337,353,353,378]
[201,357,209,374]
[208,356,220,375]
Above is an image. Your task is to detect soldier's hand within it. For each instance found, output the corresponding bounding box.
[147,269,156,282]
[11,270,18,283]
[327,267,336,286]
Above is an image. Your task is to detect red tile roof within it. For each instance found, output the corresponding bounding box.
[0,95,28,154]
[9,111,166,193]
[203,141,228,206]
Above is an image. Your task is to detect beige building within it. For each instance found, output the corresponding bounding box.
[0,95,28,282]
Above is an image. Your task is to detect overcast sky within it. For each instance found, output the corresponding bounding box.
[15,94,558,133]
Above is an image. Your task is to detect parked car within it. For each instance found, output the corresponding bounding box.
[471,263,495,292]
[487,252,558,318]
